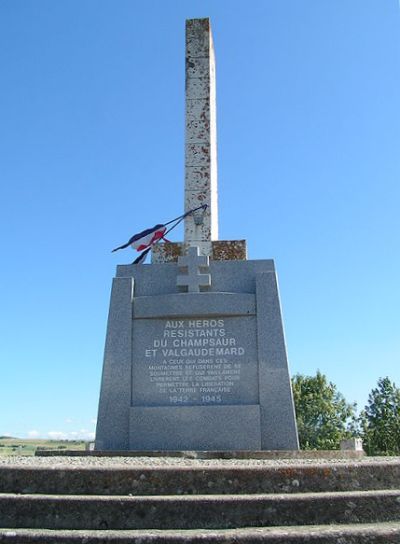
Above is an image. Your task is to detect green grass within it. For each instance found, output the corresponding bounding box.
[0,437,88,456]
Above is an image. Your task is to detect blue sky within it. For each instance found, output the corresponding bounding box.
[1,0,399,440]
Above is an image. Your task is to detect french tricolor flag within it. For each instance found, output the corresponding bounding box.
[111,204,207,262]
[112,224,167,253]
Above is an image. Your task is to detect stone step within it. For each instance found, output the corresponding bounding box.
[34,449,365,459]
[1,523,400,543]
[1,462,399,496]
[1,490,399,530]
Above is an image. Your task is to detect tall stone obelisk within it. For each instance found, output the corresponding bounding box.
[184,18,218,254]
[152,18,246,262]
[96,18,299,451]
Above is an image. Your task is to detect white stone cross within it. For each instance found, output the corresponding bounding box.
[177,246,211,293]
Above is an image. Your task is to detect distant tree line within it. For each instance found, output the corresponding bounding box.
[292,372,400,455]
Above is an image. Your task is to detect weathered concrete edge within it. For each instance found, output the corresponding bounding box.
[1,463,400,496]
[1,491,400,530]
[35,449,366,458]
[1,522,400,543]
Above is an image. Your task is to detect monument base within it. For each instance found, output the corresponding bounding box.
[95,258,299,451]
[129,404,261,450]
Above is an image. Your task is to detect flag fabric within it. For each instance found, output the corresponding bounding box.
[129,224,167,251]
[111,205,208,260]
[133,246,152,264]
[112,224,167,253]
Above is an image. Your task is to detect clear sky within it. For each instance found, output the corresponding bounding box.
[1,0,399,441]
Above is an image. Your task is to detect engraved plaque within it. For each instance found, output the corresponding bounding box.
[132,316,258,407]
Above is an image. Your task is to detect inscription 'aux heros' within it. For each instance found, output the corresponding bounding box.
[164,319,225,328]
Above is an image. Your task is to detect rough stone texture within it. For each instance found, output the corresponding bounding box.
[95,258,299,451]
[184,18,218,248]
[2,456,400,542]
[1,524,400,543]
[3,458,400,543]
[153,242,205,263]
[152,242,186,263]
[2,460,400,496]
[212,240,247,261]
[1,490,400,530]
[152,240,247,263]
[35,449,365,459]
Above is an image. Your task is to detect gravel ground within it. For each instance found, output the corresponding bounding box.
[0,455,399,468]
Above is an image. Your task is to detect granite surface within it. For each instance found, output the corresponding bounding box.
[95,258,299,451]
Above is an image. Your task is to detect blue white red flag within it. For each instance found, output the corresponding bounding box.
[111,204,207,261]
[112,224,167,253]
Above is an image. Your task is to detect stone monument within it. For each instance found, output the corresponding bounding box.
[95,18,299,451]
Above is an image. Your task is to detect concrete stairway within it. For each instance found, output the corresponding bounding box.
[0,459,400,543]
